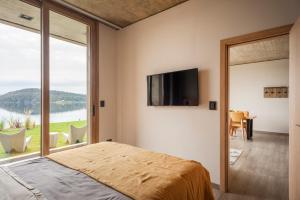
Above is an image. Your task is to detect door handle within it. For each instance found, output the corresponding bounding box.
[296,124,300,127]
[92,105,96,116]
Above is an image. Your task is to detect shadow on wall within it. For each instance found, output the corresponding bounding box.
[199,70,210,108]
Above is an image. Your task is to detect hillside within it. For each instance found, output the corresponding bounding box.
[0,88,86,114]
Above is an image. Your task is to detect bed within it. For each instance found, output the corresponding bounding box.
[0,142,214,200]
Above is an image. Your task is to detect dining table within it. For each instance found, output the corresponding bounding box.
[245,116,256,140]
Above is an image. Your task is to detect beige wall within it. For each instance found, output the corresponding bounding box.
[115,0,300,184]
[98,23,117,141]
[230,59,289,133]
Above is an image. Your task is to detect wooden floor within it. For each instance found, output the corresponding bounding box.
[216,131,288,200]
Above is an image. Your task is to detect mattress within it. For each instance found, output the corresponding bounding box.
[0,142,214,200]
[48,142,214,200]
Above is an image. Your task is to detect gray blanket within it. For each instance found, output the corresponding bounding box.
[0,167,45,200]
[1,158,131,200]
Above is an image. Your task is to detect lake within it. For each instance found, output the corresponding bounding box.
[0,107,86,128]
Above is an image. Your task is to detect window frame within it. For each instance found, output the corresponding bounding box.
[20,0,99,156]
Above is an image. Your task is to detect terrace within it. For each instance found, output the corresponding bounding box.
[0,120,87,160]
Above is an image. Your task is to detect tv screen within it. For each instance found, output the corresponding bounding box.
[147,68,199,106]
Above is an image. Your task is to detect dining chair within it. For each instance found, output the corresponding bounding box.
[240,111,250,125]
[229,111,247,141]
[243,111,249,118]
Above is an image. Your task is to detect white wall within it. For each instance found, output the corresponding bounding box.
[115,0,300,184]
[230,59,289,133]
[98,23,117,141]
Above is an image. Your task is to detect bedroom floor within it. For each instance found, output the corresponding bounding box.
[218,131,288,200]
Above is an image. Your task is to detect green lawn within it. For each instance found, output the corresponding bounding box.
[0,120,86,159]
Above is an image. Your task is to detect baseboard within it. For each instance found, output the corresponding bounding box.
[211,182,220,190]
[254,130,289,136]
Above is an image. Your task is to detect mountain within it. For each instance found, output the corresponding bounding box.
[0,88,86,114]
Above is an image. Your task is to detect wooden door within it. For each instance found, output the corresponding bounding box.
[289,17,300,200]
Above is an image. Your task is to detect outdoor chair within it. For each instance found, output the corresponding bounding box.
[0,129,32,153]
[63,125,87,144]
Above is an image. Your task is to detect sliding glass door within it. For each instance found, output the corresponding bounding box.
[41,1,98,155]
[49,10,89,150]
[0,0,98,162]
[0,0,41,161]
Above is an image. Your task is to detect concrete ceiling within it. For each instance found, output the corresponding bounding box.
[0,0,40,31]
[0,0,87,45]
[0,0,188,42]
[60,0,188,28]
[229,35,289,66]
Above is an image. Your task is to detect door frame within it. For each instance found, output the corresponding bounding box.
[220,24,293,192]
[41,0,99,155]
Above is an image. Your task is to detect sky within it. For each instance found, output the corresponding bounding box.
[0,23,87,95]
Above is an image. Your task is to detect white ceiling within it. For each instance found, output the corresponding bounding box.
[229,35,289,66]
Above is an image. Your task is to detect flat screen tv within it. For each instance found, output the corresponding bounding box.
[147,68,199,106]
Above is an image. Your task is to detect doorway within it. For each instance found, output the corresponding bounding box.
[228,35,289,199]
[220,25,293,196]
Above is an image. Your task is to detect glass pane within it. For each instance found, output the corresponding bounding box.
[0,0,41,161]
[49,11,88,150]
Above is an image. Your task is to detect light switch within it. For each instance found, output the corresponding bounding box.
[209,101,217,110]
[100,100,105,107]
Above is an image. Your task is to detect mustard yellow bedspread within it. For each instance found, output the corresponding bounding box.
[47,142,214,200]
